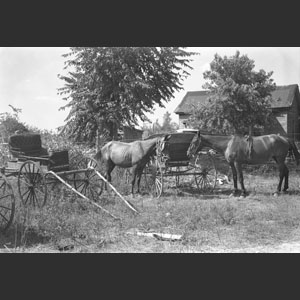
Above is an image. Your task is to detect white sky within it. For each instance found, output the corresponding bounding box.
[1,47,300,131]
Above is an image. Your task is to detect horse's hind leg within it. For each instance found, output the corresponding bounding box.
[283,164,289,192]
[276,163,285,195]
[131,166,138,196]
[136,167,144,195]
[104,162,115,192]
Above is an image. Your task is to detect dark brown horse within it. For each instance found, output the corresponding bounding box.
[187,130,300,197]
[94,135,170,195]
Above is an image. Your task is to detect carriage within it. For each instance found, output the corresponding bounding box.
[0,133,103,232]
[0,130,219,231]
[141,130,218,198]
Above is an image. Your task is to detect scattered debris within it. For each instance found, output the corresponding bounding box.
[57,244,75,252]
[126,230,182,242]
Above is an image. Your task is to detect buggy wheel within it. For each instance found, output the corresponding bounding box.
[193,153,217,192]
[18,161,47,208]
[0,175,15,232]
[73,157,104,201]
[175,166,181,187]
[143,157,163,198]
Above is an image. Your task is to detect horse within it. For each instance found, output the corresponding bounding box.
[187,130,300,197]
[94,135,170,195]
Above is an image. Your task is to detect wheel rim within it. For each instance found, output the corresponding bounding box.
[143,158,163,198]
[0,175,15,232]
[73,157,104,201]
[194,154,217,192]
[175,166,180,187]
[18,161,47,208]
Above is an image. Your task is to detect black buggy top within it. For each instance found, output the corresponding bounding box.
[8,133,69,172]
[146,131,197,163]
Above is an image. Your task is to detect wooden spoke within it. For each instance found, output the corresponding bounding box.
[142,157,163,198]
[18,161,47,208]
[73,157,104,202]
[194,153,217,193]
[0,175,15,232]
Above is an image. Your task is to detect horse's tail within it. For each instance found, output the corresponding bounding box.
[94,149,102,162]
[288,139,300,166]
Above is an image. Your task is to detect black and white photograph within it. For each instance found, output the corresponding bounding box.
[1,47,300,253]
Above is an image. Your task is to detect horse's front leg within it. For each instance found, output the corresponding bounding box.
[235,162,247,197]
[229,162,239,197]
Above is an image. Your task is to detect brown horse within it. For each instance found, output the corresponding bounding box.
[94,135,170,195]
[187,130,300,197]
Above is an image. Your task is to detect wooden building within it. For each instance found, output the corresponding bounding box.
[174,84,300,140]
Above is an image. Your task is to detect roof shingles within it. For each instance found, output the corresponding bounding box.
[174,84,299,114]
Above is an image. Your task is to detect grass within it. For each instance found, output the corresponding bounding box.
[1,168,300,253]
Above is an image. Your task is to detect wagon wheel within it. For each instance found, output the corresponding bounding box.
[142,156,163,198]
[73,157,104,201]
[0,175,15,232]
[193,152,217,193]
[18,161,47,208]
[175,166,181,187]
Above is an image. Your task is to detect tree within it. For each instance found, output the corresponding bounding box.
[187,51,276,134]
[58,47,197,143]
[141,111,179,138]
[161,111,173,132]
[0,105,28,142]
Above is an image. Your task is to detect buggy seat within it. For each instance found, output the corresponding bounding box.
[9,134,69,171]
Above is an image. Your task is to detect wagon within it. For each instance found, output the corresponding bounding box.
[142,130,218,198]
[0,133,104,232]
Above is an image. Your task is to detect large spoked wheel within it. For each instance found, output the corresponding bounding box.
[18,161,47,208]
[0,175,15,232]
[193,153,217,193]
[73,157,104,201]
[143,157,163,198]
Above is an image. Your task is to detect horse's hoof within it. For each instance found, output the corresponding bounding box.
[229,191,240,197]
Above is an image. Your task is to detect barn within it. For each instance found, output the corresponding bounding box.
[174,84,300,140]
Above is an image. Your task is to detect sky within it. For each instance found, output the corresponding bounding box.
[1,47,300,131]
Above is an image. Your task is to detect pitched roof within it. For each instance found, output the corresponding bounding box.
[174,91,210,114]
[174,84,299,114]
[270,84,299,108]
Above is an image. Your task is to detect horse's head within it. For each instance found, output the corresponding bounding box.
[156,134,172,159]
[187,130,202,158]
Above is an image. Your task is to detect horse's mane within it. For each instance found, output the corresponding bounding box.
[143,133,166,140]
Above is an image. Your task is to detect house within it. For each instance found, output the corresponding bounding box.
[119,126,143,142]
[174,84,300,140]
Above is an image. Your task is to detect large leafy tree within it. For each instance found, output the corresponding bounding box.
[188,51,276,134]
[58,47,196,143]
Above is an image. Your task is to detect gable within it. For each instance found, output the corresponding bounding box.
[174,91,211,115]
[270,84,298,108]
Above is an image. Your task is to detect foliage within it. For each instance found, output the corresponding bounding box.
[0,105,28,142]
[187,51,276,134]
[142,111,179,137]
[58,47,197,143]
